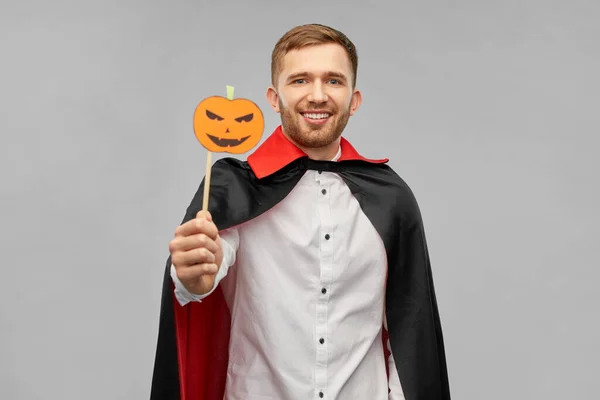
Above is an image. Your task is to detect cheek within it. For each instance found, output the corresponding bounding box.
[333,91,353,108]
[344,96,353,110]
[277,91,289,109]
[277,91,302,111]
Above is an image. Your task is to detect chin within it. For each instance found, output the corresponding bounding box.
[296,130,340,149]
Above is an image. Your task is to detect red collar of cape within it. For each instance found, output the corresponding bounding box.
[247,125,389,179]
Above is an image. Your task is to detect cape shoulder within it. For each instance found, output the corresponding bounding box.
[180,157,305,230]
[337,160,427,232]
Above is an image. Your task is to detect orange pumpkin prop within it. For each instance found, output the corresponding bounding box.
[193,86,264,212]
[193,92,264,154]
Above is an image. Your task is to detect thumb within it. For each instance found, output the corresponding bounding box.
[196,210,212,221]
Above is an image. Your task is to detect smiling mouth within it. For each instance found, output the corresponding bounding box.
[300,111,332,125]
[207,134,251,147]
[301,112,331,119]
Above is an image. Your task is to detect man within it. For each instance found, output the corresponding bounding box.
[151,24,451,400]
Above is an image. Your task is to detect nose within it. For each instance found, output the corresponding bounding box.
[307,81,328,103]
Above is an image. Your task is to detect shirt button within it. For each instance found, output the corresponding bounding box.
[321,189,327,195]
[318,170,322,174]
[319,338,325,344]
[321,288,327,294]
[324,234,330,240]
[319,392,324,398]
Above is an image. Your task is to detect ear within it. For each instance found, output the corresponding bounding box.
[348,89,362,116]
[266,86,281,113]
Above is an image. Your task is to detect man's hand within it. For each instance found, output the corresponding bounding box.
[170,210,224,295]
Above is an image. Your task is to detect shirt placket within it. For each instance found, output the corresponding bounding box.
[315,170,333,398]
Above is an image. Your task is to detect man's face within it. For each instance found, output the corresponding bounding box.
[267,43,362,150]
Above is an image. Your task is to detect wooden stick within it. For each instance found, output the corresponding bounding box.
[202,150,212,211]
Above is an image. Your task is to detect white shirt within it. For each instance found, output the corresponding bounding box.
[171,147,405,400]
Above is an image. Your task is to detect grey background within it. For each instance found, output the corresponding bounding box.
[1,0,598,399]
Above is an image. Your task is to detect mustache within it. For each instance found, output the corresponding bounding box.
[298,106,336,113]
[277,99,338,114]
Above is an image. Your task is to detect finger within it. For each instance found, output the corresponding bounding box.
[170,233,219,254]
[174,217,218,239]
[177,263,219,280]
[172,247,216,268]
[174,219,202,237]
[196,210,212,221]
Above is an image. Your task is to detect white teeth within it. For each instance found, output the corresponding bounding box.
[304,113,330,119]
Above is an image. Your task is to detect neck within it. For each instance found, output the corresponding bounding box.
[301,142,341,161]
[281,130,341,161]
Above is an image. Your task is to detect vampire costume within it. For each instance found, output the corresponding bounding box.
[150,126,451,400]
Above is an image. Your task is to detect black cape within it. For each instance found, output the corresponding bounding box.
[150,136,451,400]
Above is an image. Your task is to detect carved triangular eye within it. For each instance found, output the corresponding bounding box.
[235,113,254,123]
[206,110,224,121]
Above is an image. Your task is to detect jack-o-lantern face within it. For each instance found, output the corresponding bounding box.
[193,96,264,154]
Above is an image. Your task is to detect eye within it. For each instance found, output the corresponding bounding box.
[206,110,224,121]
[328,79,341,85]
[235,113,254,123]
[293,79,306,84]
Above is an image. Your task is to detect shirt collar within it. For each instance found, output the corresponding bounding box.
[331,146,342,162]
[247,125,389,179]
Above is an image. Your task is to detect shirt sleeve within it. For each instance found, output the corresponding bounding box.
[170,226,240,307]
[384,314,406,400]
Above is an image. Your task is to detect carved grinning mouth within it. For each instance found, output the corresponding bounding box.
[206,134,251,147]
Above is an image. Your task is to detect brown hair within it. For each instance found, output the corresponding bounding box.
[271,24,359,88]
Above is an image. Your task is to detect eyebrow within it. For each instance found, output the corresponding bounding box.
[287,71,349,82]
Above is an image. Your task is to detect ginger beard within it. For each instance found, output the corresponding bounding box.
[278,97,352,149]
